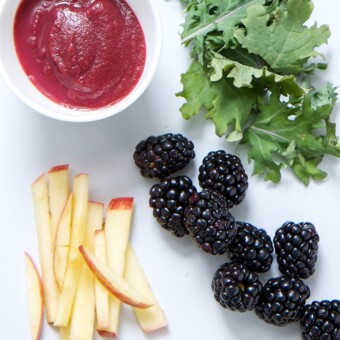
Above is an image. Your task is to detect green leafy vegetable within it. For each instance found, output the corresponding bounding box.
[180,61,258,141]
[177,0,340,184]
[243,85,340,184]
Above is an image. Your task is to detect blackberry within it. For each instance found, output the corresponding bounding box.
[212,262,263,312]
[274,222,319,279]
[227,221,273,273]
[133,133,195,179]
[149,176,197,237]
[198,150,248,208]
[300,300,340,339]
[255,275,310,326]
[184,189,237,255]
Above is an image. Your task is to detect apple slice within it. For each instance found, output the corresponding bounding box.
[85,201,104,251]
[69,264,95,340]
[68,174,89,261]
[54,174,89,327]
[59,324,70,340]
[99,197,134,337]
[31,174,59,323]
[68,201,103,340]
[125,245,167,333]
[79,245,153,309]
[54,193,73,290]
[24,252,44,340]
[48,165,70,240]
[94,229,109,330]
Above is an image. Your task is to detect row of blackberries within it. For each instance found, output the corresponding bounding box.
[133,133,340,339]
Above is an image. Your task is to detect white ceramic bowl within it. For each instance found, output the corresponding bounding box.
[0,0,162,122]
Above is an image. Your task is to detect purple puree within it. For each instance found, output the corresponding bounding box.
[14,0,146,109]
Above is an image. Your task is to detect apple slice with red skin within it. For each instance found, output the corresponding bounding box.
[31,174,59,323]
[101,197,134,337]
[47,165,70,240]
[79,245,153,309]
[24,252,44,340]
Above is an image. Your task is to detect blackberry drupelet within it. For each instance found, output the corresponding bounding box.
[227,221,273,273]
[300,300,340,340]
[149,176,197,237]
[255,275,310,326]
[198,150,248,208]
[212,262,263,312]
[133,133,195,179]
[184,189,237,255]
[274,222,319,279]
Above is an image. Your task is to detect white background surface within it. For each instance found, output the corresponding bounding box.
[1,0,340,339]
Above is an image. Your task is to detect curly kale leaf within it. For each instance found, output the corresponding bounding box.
[208,51,305,97]
[178,61,258,141]
[234,0,330,73]
[242,85,340,184]
[178,0,339,184]
[181,0,269,60]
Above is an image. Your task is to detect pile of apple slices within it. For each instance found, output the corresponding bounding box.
[25,165,167,340]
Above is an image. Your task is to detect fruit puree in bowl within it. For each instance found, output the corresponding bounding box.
[14,0,146,110]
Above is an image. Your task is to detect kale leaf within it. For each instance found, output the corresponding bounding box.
[177,0,339,184]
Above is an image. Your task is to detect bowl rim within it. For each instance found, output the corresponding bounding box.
[0,0,163,123]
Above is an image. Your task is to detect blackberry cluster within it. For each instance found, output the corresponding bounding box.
[274,222,319,279]
[212,262,263,312]
[133,133,336,339]
[300,300,340,339]
[227,221,273,273]
[255,276,310,326]
[149,176,197,237]
[198,150,248,208]
[184,189,237,255]
[133,133,195,179]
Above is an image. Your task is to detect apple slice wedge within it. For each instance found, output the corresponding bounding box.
[31,174,59,323]
[100,197,134,337]
[54,192,73,290]
[94,229,109,330]
[69,264,95,340]
[125,245,167,333]
[54,174,89,327]
[24,252,44,340]
[68,201,103,340]
[48,165,70,241]
[79,245,153,309]
[85,201,104,251]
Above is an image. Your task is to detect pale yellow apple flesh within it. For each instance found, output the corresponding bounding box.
[53,193,73,290]
[69,264,95,340]
[54,174,89,327]
[100,197,134,337]
[94,229,110,330]
[68,201,103,340]
[59,324,70,340]
[47,164,70,240]
[79,245,153,309]
[86,201,104,251]
[24,252,44,340]
[31,174,59,323]
[68,174,89,261]
[125,245,167,333]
